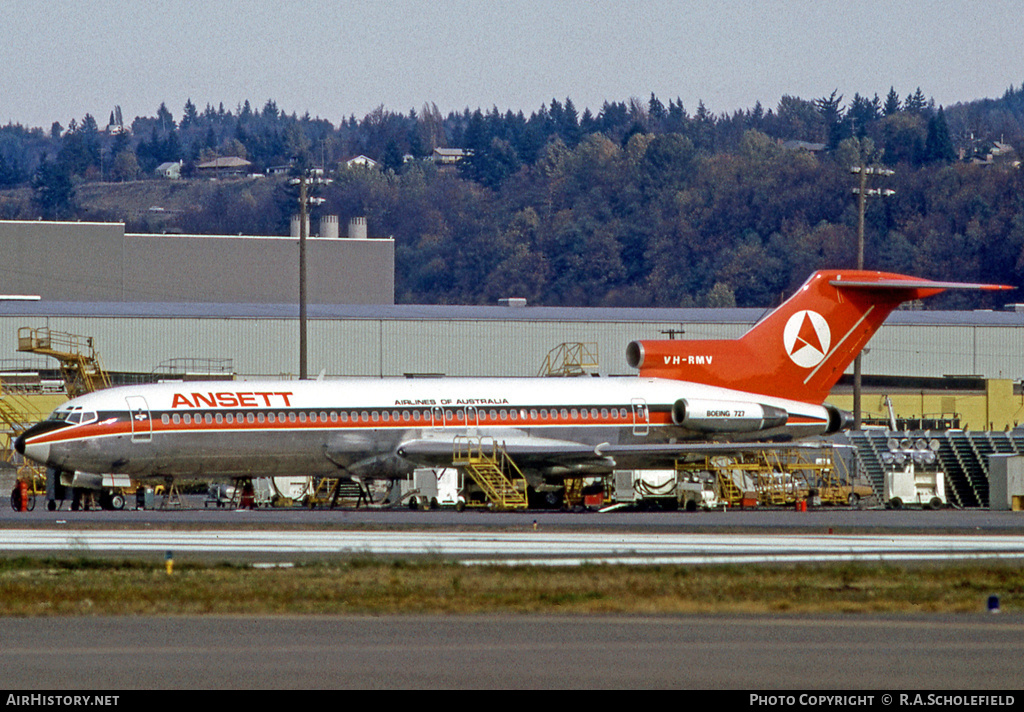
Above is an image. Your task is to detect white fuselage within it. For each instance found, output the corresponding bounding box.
[17,376,833,482]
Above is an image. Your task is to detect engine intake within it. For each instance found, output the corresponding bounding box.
[824,404,853,434]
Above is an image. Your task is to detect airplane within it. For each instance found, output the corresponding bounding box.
[14,269,1010,509]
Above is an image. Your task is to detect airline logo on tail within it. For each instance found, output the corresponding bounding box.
[783,310,831,368]
[627,270,1012,403]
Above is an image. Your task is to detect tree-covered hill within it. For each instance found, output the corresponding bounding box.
[1,87,1022,309]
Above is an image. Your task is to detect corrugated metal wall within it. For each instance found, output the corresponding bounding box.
[865,325,1024,379]
[1,314,1020,381]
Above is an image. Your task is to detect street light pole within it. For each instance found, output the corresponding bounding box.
[850,164,895,429]
[298,176,308,380]
[292,170,330,381]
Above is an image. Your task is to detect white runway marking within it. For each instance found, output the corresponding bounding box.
[3,529,1024,565]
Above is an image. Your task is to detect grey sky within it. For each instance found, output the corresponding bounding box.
[2,0,1021,130]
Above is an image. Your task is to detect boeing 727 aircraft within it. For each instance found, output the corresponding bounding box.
[14,270,1009,507]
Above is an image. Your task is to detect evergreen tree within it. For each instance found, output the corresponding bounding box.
[815,90,846,147]
[904,87,928,114]
[31,159,74,218]
[181,99,199,130]
[883,87,901,115]
[924,107,956,163]
[156,102,176,132]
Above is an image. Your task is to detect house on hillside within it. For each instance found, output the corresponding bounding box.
[969,141,1021,168]
[196,156,252,178]
[155,161,183,179]
[431,147,470,165]
[345,155,379,170]
[781,140,826,153]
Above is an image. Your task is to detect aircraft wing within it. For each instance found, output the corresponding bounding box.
[396,433,838,476]
[397,433,611,471]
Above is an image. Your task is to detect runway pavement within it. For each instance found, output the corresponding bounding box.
[3,614,1023,689]
[3,527,1024,565]
[4,505,1024,690]
[5,498,1024,563]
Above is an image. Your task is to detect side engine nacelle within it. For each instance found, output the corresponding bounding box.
[823,404,854,435]
[671,398,789,433]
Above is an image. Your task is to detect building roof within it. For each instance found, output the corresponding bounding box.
[782,140,826,151]
[0,301,1021,327]
[197,156,252,170]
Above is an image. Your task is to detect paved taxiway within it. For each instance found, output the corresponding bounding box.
[4,506,1024,689]
[3,614,1023,689]
[4,504,1024,564]
[3,528,1024,565]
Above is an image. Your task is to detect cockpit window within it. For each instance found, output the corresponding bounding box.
[48,407,96,425]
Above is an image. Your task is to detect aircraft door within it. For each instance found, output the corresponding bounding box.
[464,406,478,431]
[631,398,649,437]
[431,406,445,429]
[126,396,153,442]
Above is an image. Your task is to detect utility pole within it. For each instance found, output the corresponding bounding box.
[292,171,328,380]
[850,164,895,428]
[298,176,308,380]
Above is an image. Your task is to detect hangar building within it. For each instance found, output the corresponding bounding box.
[0,219,394,304]
[1,219,1023,430]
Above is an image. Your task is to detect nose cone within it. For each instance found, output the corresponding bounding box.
[14,421,63,466]
[16,437,50,466]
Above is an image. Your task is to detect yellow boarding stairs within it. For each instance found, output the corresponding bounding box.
[17,327,111,398]
[453,436,529,510]
[676,448,846,508]
[1,383,48,509]
[676,456,744,507]
[537,342,599,377]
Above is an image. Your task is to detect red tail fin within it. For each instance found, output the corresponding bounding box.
[627,270,1011,404]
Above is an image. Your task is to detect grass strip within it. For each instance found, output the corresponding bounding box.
[1,557,1022,616]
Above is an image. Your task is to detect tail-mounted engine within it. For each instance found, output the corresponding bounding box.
[671,398,789,433]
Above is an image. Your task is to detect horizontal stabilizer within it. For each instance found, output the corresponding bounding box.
[829,276,1012,292]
